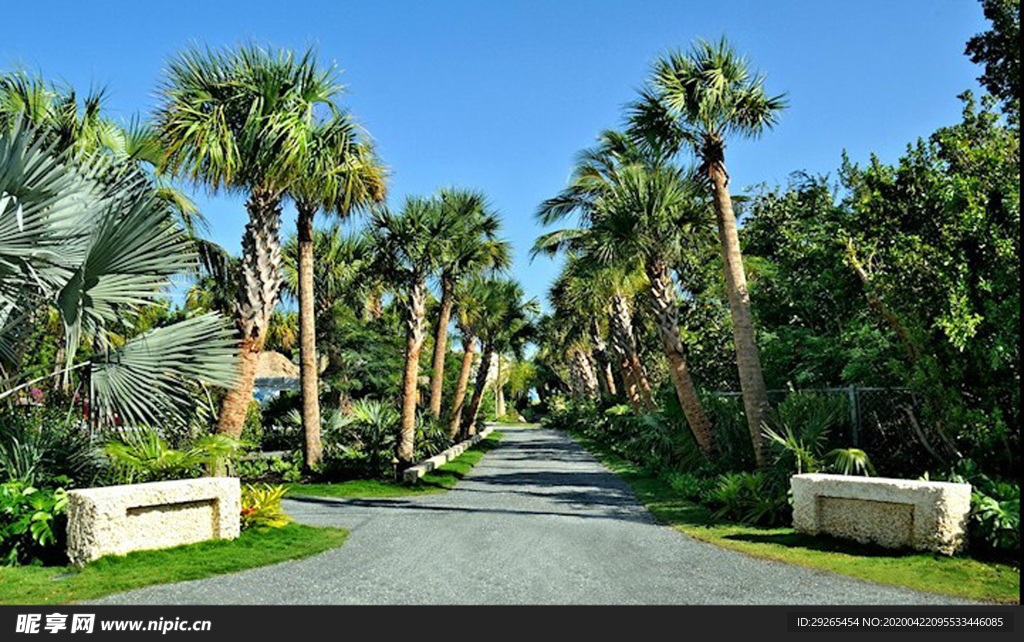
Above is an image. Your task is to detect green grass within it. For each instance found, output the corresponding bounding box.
[0,523,348,605]
[286,430,503,499]
[571,431,1020,604]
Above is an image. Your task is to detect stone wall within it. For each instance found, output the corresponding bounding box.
[66,477,241,567]
[791,473,971,555]
[403,424,495,483]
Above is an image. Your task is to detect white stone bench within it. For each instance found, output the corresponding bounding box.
[403,425,495,484]
[67,477,241,567]
[791,473,971,555]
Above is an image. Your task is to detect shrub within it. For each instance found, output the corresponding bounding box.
[666,471,717,502]
[0,405,99,487]
[240,484,292,530]
[0,478,69,566]
[707,472,790,527]
[234,451,303,483]
[240,401,265,448]
[319,399,398,480]
[104,429,242,483]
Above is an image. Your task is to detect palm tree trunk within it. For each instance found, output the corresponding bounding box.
[428,276,455,418]
[646,259,715,455]
[709,160,769,467]
[462,343,494,438]
[590,322,617,397]
[397,277,427,466]
[609,292,654,409]
[449,334,476,438]
[615,350,642,411]
[296,205,322,468]
[217,189,283,437]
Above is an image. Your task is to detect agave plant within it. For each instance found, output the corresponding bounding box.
[0,119,238,425]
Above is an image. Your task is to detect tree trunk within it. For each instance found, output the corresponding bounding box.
[462,344,494,438]
[646,259,715,456]
[609,291,654,409]
[217,189,283,437]
[448,334,476,438]
[397,277,427,466]
[590,321,617,397]
[572,346,600,401]
[615,350,642,411]
[428,276,455,418]
[296,205,322,468]
[708,157,769,467]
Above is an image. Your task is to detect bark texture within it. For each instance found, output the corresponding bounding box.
[397,277,427,465]
[609,292,654,409]
[646,259,715,455]
[428,276,455,418]
[708,157,770,467]
[462,344,495,438]
[448,334,476,438]
[217,189,283,437]
[296,205,322,467]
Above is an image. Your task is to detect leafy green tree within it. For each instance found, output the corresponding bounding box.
[157,44,342,438]
[965,0,1020,118]
[629,38,786,466]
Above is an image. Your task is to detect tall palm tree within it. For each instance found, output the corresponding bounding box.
[461,279,537,437]
[536,162,717,456]
[448,275,488,438]
[288,116,386,467]
[629,38,786,465]
[368,197,442,466]
[157,44,343,438]
[427,188,509,419]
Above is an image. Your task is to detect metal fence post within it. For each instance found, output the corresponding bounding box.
[847,385,860,447]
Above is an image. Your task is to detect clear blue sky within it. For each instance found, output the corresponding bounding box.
[3,0,987,306]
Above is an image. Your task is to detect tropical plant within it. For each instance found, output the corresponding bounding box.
[535,147,717,456]
[157,44,343,438]
[367,197,443,466]
[0,405,97,486]
[288,115,386,469]
[240,483,292,530]
[0,119,238,426]
[461,279,538,436]
[104,429,241,483]
[629,38,787,466]
[427,188,510,419]
[0,478,68,566]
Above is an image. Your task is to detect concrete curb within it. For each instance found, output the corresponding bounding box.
[402,424,496,484]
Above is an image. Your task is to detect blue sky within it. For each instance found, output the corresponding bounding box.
[3,0,987,307]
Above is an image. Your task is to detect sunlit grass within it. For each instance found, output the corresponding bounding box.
[286,430,502,499]
[572,431,1019,604]
[0,524,348,605]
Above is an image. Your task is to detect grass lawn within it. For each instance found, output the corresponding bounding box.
[571,431,1020,604]
[286,430,502,499]
[0,523,348,606]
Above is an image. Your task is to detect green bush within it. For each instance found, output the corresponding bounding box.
[240,401,265,448]
[707,472,790,527]
[666,471,718,502]
[104,429,242,483]
[0,405,99,487]
[319,399,398,480]
[0,478,69,566]
[925,460,1020,560]
[234,451,303,483]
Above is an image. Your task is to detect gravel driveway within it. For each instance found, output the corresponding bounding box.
[95,426,969,605]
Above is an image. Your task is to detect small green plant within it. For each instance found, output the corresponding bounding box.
[240,483,292,530]
[708,472,790,527]
[0,478,69,566]
[104,429,242,483]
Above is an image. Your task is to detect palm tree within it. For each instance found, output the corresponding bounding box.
[157,44,343,438]
[536,135,715,455]
[427,188,510,419]
[629,38,786,465]
[368,197,442,466]
[288,116,386,468]
[536,163,716,455]
[448,275,488,438]
[461,279,537,437]
[0,119,238,423]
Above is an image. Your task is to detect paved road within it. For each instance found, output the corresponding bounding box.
[96,426,968,605]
